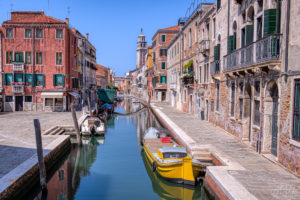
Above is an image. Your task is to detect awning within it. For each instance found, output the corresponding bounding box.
[68,92,80,98]
[41,92,64,98]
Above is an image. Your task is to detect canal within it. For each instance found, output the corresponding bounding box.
[24,98,210,200]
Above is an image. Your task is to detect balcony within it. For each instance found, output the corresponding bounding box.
[224,34,282,73]
[211,60,220,76]
[13,63,24,71]
[12,85,24,93]
[200,40,210,54]
[181,72,194,86]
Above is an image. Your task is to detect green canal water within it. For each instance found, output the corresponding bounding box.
[24,99,210,200]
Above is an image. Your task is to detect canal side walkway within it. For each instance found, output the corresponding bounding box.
[0,111,77,199]
[151,102,300,200]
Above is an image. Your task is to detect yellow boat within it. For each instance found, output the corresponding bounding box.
[141,150,202,200]
[143,128,202,186]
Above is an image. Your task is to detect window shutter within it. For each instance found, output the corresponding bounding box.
[3,73,6,86]
[264,9,277,36]
[233,32,237,50]
[42,74,45,87]
[217,44,220,60]
[62,75,65,87]
[214,46,218,61]
[246,25,254,45]
[53,75,56,86]
[32,74,36,86]
[227,36,234,54]
[217,0,221,10]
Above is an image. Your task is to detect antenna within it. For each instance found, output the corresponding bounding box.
[67,6,70,17]
[10,4,14,12]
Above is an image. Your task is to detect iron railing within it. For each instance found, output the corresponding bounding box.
[12,85,24,93]
[13,63,24,71]
[211,60,220,76]
[200,40,210,53]
[224,34,282,72]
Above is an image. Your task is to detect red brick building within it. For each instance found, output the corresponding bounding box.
[96,64,109,89]
[1,11,78,112]
[151,25,179,102]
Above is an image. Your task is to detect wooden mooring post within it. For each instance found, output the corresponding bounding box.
[33,119,47,191]
[71,103,82,146]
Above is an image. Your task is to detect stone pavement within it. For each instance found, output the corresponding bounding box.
[0,111,77,179]
[152,102,300,200]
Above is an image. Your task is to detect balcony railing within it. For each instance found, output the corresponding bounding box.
[12,85,24,93]
[200,40,210,53]
[182,76,194,86]
[224,34,282,72]
[13,63,24,71]
[211,60,220,76]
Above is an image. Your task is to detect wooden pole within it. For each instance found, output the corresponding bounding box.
[71,103,82,146]
[33,119,47,191]
[87,95,92,116]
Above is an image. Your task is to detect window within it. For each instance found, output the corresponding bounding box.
[204,65,207,83]
[36,29,43,38]
[239,82,244,94]
[25,96,32,102]
[25,29,32,38]
[153,52,156,63]
[58,169,64,181]
[6,28,13,38]
[254,100,260,126]
[293,79,300,141]
[36,52,43,64]
[216,83,220,111]
[217,0,221,10]
[160,76,166,84]
[211,100,214,112]
[184,90,187,103]
[36,74,45,86]
[213,18,216,39]
[25,52,31,64]
[6,52,13,64]
[4,73,13,85]
[54,74,65,87]
[239,98,243,120]
[5,96,13,102]
[14,73,23,83]
[199,66,202,83]
[161,62,166,70]
[255,81,260,96]
[195,23,198,42]
[161,34,166,42]
[177,42,179,54]
[45,98,53,106]
[14,52,24,63]
[184,34,187,50]
[189,28,192,47]
[152,40,156,48]
[25,74,33,86]
[56,29,63,39]
[160,49,167,57]
[231,83,235,117]
[56,52,62,65]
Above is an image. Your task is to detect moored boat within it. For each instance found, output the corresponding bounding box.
[78,114,106,136]
[143,127,202,185]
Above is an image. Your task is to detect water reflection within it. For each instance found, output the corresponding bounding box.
[25,98,208,200]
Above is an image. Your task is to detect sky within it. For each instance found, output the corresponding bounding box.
[0,0,209,76]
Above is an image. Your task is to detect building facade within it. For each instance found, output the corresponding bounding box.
[1,11,79,112]
[166,0,300,175]
[151,25,179,102]
[96,64,109,89]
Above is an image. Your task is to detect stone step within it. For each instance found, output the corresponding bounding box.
[43,126,58,135]
[50,127,62,135]
[57,129,65,135]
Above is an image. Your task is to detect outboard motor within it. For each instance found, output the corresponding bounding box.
[90,126,96,135]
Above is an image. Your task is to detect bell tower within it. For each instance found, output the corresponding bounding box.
[136,28,147,69]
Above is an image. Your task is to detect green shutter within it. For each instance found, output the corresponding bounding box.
[246,25,254,45]
[233,32,237,50]
[227,36,234,54]
[264,9,277,36]
[42,74,45,87]
[53,75,56,86]
[14,73,23,82]
[214,45,218,61]
[32,74,36,86]
[25,74,32,86]
[61,75,65,87]
[6,74,13,85]
[2,73,6,86]
[217,0,221,10]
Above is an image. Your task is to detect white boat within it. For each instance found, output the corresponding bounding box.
[78,114,106,136]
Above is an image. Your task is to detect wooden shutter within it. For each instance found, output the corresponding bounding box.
[233,32,237,50]
[42,74,45,87]
[293,80,300,140]
[264,9,277,36]
[246,25,254,45]
[32,74,36,86]
[241,29,245,47]
[217,0,221,10]
[61,75,65,87]
[227,36,234,54]
[214,45,219,61]
[53,75,56,86]
[2,73,6,86]
[15,73,23,82]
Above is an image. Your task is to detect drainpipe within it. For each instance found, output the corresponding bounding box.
[284,0,290,82]
[33,26,36,112]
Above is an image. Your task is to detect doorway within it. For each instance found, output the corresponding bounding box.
[15,96,23,111]
[161,91,166,102]
[243,83,252,141]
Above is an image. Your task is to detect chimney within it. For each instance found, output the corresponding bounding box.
[86,33,89,40]
[65,18,69,26]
